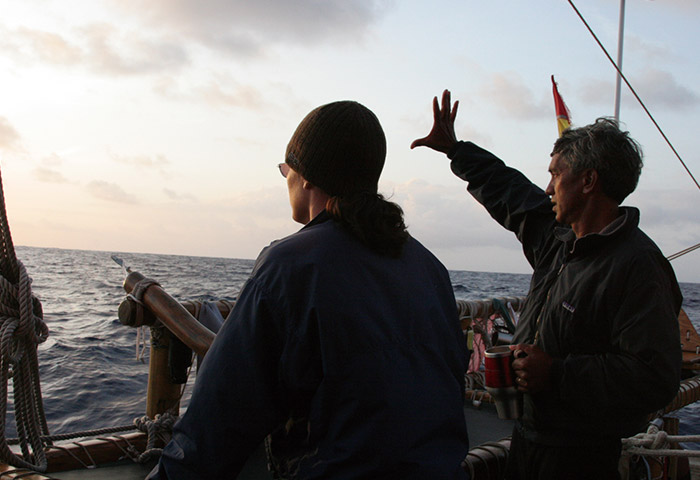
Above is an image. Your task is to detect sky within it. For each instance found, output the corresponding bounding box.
[1,0,699,283]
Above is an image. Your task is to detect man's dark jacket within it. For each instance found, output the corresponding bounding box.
[449,141,682,446]
[149,211,470,479]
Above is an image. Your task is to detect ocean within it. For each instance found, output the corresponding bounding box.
[9,245,700,449]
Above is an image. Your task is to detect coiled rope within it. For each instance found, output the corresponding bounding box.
[623,420,700,458]
[133,412,177,463]
[0,169,50,472]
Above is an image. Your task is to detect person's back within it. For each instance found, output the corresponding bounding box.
[148,100,470,480]
[248,212,469,478]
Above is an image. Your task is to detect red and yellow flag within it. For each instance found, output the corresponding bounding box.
[551,75,571,137]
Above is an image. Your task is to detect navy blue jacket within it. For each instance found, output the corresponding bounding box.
[150,211,470,479]
[450,141,682,445]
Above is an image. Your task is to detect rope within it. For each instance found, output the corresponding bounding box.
[0,469,58,479]
[110,433,147,462]
[133,412,177,463]
[622,421,700,458]
[6,424,137,445]
[667,242,700,262]
[94,436,140,463]
[44,445,91,470]
[135,326,148,362]
[463,439,510,480]
[0,169,50,472]
[120,277,161,329]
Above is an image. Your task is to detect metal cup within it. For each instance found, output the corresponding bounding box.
[484,345,521,419]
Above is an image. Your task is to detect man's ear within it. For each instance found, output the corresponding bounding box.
[302,179,315,191]
[582,169,598,194]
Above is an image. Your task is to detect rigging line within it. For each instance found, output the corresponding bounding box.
[566,0,700,192]
[667,242,700,262]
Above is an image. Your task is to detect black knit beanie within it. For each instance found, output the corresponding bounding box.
[285,101,386,197]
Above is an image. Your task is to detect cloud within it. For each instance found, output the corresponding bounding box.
[33,154,74,184]
[195,81,263,109]
[14,27,83,65]
[133,185,295,260]
[0,117,23,153]
[625,34,675,63]
[630,69,700,110]
[385,179,521,251]
[578,69,699,111]
[41,153,65,167]
[2,23,188,75]
[0,117,21,151]
[154,74,264,110]
[402,109,494,150]
[661,1,700,13]
[479,72,549,119]
[79,23,189,75]
[163,188,197,202]
[114,0,391,56]
[377,179,531,274]
[110,152,171,176]
[3,2,388,78]
[579,78,614,106]
[33,167,69,184]
[86,180,139,204]
[384,180,700,278]
[634,188,700,245]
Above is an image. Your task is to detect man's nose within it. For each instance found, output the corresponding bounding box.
[544,182,554,196]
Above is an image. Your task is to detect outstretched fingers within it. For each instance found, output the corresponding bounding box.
[432,95,441,122]
[441,89,451,119]
[411,89,459,153]
[451,99,459,123]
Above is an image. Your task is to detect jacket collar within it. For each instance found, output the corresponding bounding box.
[554,207,640,256]
[301,209,331,231]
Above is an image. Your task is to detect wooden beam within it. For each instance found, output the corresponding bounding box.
[123,271,214,357]
[43,432,147,473]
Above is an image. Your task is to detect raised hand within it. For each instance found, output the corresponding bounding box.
[411,89,459,154]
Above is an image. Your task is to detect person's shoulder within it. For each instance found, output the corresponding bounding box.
[612,207,662,254]
[404,234,437,258]
[612,224,669,275]
[251,219,338,273]
[621,218,666,260]
[402,235,452,274]
[613,213,680,292]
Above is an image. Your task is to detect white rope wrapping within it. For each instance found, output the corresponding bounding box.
[622,422,700,457]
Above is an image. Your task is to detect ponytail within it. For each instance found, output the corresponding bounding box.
[326,192,409,258]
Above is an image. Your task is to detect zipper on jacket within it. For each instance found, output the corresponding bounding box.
[533,261,567,346]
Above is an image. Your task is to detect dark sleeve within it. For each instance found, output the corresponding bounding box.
[152,277,285,479]
[448,141,556,268]
[556,253,682,417]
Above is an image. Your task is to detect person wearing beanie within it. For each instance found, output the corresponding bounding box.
[147,100,470,480]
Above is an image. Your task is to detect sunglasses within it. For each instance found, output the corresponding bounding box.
[278,163,291,178]
[278,153,300,178]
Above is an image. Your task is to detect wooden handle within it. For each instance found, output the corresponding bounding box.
[124,271,215,357]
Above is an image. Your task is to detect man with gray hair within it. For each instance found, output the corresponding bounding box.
[412,90,681,479]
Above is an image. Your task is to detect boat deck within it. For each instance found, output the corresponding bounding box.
[54,402,514,479]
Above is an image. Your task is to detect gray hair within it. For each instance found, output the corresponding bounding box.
[552,117,643,204]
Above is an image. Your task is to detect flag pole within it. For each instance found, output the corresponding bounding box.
[614,0,626,121]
